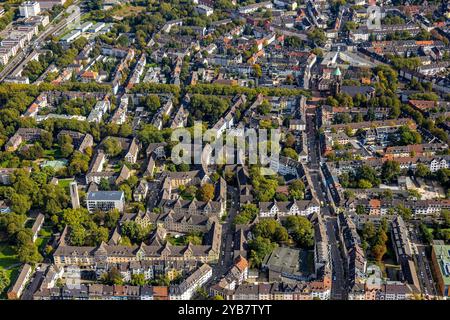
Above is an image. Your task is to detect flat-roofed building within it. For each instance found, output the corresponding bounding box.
[86,191,125,213]
[431,242,450,297]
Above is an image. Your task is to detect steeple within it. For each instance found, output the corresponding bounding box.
[332,67,342,95]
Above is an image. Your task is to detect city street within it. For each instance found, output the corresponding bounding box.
[409,226,437,298]
[305,107,347,300]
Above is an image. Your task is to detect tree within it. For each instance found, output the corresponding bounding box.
[358,179,373,189]
[180,185,197,200]
[105,209,120,229]
[419,223,433,244]
[40,131,53,149]
[248,236,277,268]
[59,133,74,157]
[362,221,376,243]
[311,47,323,58]
[9,193,32,215]
[119,183,132,201]
[103,138,122,157]
[441,210,450,228]
[0,268,10,293]
[252,219,289,243]
[396,205,413,220]
[130,273,146,286]
[282,147,298,160]
[407,189,421,200]
[17,242,42,264]
[381,160,401,183]
[356,205,366,215]
[285,36,303,48]
[381,189,393,201]
[60,141,74,158]
[101,267,124,285]
[288,179,305,200]
[372,244,387,262]
[283,216,314,248]
[415,163,430,178]
[257,100,271,115]
[343,21,358,32]
[196,183,215,202]
[141,94,161,114]
[68,151,90,176]
[99,178,111,191]
[233,204,258,225]
[397,126,422,146]
[307,28,326,46]
[253,64,262,78]
[285,133,295,148]
[121,221,149,244]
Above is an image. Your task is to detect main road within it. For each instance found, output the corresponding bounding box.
[305,107,347,300]
[409,225,437,298]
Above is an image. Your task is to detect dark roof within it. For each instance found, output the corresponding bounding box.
[87,191,124,201]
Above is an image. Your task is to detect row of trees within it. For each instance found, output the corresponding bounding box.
[361,219,389,262]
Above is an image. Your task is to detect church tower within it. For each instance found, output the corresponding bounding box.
[331,67,342,96]
[70,181,80,209]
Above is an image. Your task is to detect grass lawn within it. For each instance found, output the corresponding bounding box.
[112,4,146,17]
[58,178,74,189]
[37,226,53,255]
[0,243,19,269]
[43,148,56,158]
[166,235,186,246]
[0,243,21,297]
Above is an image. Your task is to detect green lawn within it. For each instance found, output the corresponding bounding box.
[58,178,74,189]
[37,226,53,255]
[0,244,19,269]
[0,243,21,297]
[0,266,20,298]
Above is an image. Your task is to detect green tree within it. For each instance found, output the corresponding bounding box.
[130,273,146,286]
[288,179,305,200]
[103,138,122,157]
[441,210,450,228]
[141,94,161,114]
[381,160,401,183]
[233,204,258,225]
[283,216,314,248]
[253,64,262,78]
[9,193,32,215]
[101,267,124,285]
[307,28,326,46]
[257,100,271,115]
[282,147,298,160]
[0,269,10,293]
[248,236,277,268]
[415,163,430,178]
[196,183,215,202]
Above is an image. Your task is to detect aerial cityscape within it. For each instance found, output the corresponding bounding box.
[0,0,449,302]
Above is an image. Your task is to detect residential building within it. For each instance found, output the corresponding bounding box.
[86,191,125,213]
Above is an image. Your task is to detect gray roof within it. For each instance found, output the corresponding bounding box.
[87,191,124,201]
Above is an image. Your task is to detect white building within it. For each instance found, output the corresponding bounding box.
[87,100,110,123]
[169,264,212,300]
[259,200,320,218]
[196,5,214,16]
[19,1,41,18]
[86,191,125,213]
